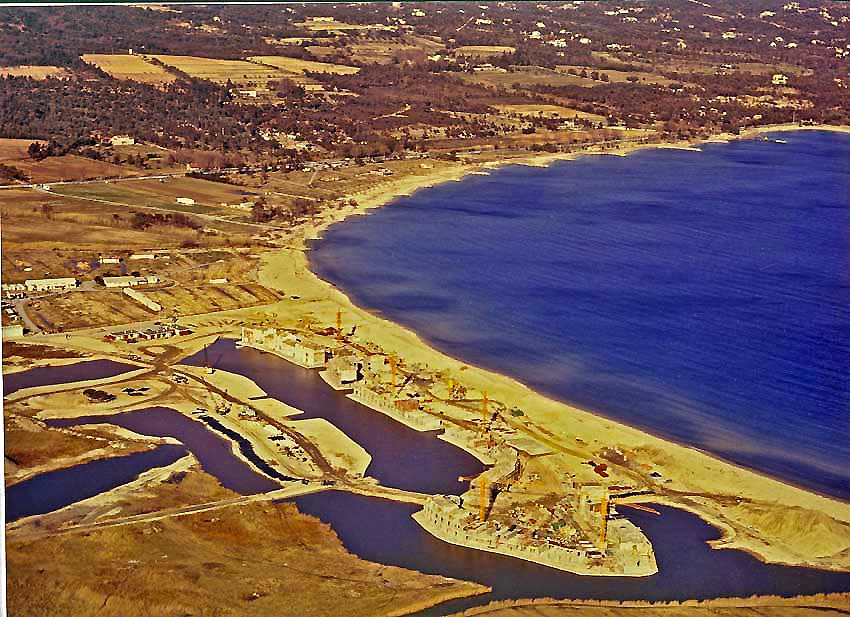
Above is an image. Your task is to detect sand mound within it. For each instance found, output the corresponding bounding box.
[736,503,850,558]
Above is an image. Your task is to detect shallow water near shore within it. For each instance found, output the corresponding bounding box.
[310,130,850,500]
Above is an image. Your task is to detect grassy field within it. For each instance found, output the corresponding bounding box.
[51,176,261,217]
[0,138,39,162]
[28,282,280,329]
[461,66,680,93]
[81,54,176,85]
[149,55,291,90]
[0,65,70,79]
[248,55,359,75]
[495,104,607,123]
[6,497,483,617]
[455,45,516,58]
[556,65,680,86]
[6,154,138,183]
[350,35,443,64]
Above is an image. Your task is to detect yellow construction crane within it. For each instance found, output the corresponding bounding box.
[479,477,489,522]
[599,492,609,550]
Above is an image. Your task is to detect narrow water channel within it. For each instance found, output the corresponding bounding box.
[5,444,187,523]
[47,407,283,494]
[2,359,136,396]
[182,339,485,495]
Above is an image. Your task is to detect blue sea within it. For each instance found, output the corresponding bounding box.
[309,131,850,500]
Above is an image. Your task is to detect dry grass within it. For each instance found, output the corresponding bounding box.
[149,55,291,91]
[54,176,263,215]
[81,54,176,85]
[248,55,359,75]
[455,45,516,58]
[448,595,850,616]
[4,414,149,483]
[495,104,607,123]
[6,154,138,183]
[555,65,680,86]
[0,138,40,162]
[7,498,485,617]
[27,282,280,330]
[0,65,70,79]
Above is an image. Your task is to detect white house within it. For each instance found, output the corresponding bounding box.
[24,278,77,292]
[176,197,195,206]
[129,254,155,261]
[109,135,135,146]
[100,257,121,265]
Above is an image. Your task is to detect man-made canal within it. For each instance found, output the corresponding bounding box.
[183,339,484,495]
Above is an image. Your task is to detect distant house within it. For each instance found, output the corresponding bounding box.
[109,135,135,146]
[238,90,258,98]
[129,254,155,261]
[209,278,229,284]
[772,73,789,85]
[176,197,195,205]
[24,278,77,292]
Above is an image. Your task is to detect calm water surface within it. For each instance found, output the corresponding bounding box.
[48,406,283,494]
[5,444,187,522]
[310,130,850,499]
[2,359,135,396]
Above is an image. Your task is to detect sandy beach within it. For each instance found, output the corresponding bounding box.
[253,123,850,573]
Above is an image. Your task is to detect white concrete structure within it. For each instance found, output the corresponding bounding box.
[209,278,229,284]
[123,287,161,312]
[176,197,196,205]
[240,327,328,368]
[103,275,160,288]
[24,278,77,292]
[129,254,155,261]
[100,257,121,265]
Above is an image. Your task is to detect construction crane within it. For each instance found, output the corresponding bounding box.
[389,354,398,388]
[336,309,342,341]
[597,490,660,552]
[599,492,609,549]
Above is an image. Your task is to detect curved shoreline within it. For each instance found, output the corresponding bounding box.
[258,123,850,574]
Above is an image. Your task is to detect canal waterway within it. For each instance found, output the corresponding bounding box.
[2,359,136,396]
[47,406,283,494]
[5,444,187,523]
[182,339,485,495]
